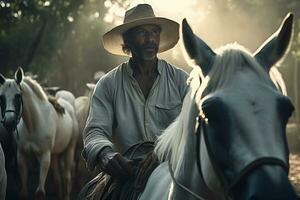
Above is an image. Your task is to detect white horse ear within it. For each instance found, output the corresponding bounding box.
[182,18,216,76]
[15,67,24,85]
[0,74,5,85]
[254,13,293,71]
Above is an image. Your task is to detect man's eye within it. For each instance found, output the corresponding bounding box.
[153,28,161,35]
[137,30,146,36]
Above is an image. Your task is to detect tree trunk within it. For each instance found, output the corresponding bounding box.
[23,16,48,71]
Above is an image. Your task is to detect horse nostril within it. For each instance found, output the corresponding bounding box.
[2,112,18,130]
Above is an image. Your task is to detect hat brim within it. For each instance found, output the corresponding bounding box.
[102,17,179,56]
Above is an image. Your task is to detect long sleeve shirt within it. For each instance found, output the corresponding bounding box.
[83,59,189,170]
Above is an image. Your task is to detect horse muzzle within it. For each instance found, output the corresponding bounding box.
[230,164,298,200]
[1,111,19,131]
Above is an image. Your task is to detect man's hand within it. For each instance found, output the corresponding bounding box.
[97,147,133,180]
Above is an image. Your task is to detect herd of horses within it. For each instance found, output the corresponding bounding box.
[0,13,299,200]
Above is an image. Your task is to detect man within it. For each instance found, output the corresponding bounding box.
[82,4,188,181]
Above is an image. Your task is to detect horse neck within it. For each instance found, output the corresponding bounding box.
[21,85,47,132]
[171,105,203,200]
[171,101,219,200]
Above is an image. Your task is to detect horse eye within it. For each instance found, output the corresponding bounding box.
[15,93,21,100]
[202,97,227,123]
[0,95,4,102]
[0,95,6,108]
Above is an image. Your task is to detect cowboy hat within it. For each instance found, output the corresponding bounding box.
[102,4,179,56]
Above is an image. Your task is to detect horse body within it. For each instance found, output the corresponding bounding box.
[17,83,56,152]
[56,90,76,107]
[73,89,94,193]
[75,96,90,136]
[52,95,78,199]
[52,98,76,153]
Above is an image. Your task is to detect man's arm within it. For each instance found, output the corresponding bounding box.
[82,74,133,179]
[82,76,114,171]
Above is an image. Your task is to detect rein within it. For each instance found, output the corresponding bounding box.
[167,115,209,200]
[168,161,208,200]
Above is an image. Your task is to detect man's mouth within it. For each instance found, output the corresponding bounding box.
[144,45,157,52]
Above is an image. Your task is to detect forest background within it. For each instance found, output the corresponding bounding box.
[1,0,300,114]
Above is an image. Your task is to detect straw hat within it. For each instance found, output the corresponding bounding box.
[102,4,179,56]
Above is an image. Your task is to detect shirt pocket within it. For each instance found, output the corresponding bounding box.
[155,101,182,130]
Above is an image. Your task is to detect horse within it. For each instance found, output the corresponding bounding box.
[73,83,96,193]
[138,13,297,200]
[0,72,21,199]
[0,69,78,200]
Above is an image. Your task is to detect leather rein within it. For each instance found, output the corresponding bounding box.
[168,114,210,200]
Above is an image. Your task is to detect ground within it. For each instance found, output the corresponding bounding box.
[290,154,300,193]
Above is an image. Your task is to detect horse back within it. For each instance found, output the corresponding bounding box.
[52,98,78,154]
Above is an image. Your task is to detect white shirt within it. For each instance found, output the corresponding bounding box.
[83,59,189,170]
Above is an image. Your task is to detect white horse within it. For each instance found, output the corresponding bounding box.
[73,83,95,191]
[0,69,78,200]
[75,83,95,136]
[138,13,297,200]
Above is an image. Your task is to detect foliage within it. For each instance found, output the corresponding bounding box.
[0,0,299,96]
[0,0,125,95]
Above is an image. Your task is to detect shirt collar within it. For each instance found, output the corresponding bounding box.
[125,58,163,77]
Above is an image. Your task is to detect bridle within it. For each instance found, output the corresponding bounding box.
[0,95,23,140]
[168,101,290,200]
[168,113,234,200]
[168,114,211,200]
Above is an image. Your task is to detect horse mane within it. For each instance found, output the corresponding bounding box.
[155,43,287,171]
[21,76,48,100]
[48,96,65,115]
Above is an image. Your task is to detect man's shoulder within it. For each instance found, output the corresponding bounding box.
[159,59,188,77]
[95,62,126,89]
[98,63,126,82]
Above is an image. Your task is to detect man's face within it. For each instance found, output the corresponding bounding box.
[128,24,161,61]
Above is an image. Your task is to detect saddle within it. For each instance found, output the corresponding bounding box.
[79,142,159,200]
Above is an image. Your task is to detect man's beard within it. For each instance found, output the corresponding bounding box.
[132,43,159,60]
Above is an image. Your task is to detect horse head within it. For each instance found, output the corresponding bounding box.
[0,68,23,132]
[183,13,296,199]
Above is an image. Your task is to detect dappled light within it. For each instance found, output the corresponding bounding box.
[0,0,300,199]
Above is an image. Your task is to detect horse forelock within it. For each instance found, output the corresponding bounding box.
[21,77,47,100]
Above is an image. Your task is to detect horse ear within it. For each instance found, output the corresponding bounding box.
[182,18,216,76]
[0,74,5,85]
[15,67,24,85]
[86,83,95,91]
[254,13,294,71]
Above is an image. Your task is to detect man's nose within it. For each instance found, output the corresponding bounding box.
[145,32,156,43]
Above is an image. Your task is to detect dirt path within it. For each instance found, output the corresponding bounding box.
[290,154,300,192]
